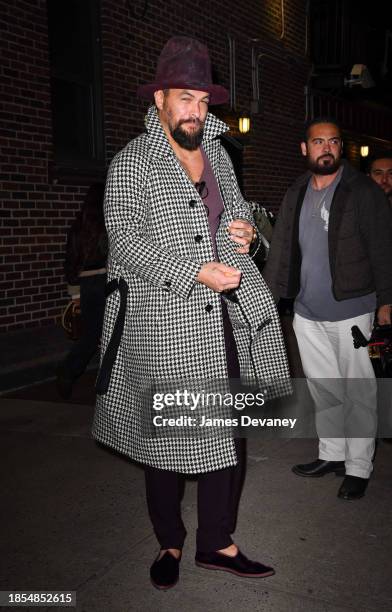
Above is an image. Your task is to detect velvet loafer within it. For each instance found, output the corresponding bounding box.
[195,549,275,578]
[337,475,368,500]
[150,551,180,590]
[292,459,345,477]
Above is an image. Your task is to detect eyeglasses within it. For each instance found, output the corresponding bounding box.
[194,180,209,216]
[194,180,209,200]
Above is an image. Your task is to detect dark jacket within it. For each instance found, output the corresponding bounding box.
[64,224,108,285]
[263,160,392,307]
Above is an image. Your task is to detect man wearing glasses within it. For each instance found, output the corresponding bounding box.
[93,37,290,589]
[264,118,392,502]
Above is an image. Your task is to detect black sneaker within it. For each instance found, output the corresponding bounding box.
[150,551,180,590]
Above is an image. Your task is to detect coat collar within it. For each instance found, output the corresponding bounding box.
[144,105,229,159]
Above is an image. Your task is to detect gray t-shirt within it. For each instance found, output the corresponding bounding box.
[294,168,376,321]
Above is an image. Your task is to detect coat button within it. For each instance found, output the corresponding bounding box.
[205,304,213,312]
[195,234,203,243]
[189,200,197,208]
[257,317,272,331]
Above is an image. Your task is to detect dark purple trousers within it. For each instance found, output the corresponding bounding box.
[144,300,245,552]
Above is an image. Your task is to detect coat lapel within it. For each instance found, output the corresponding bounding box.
[328,180,349,272]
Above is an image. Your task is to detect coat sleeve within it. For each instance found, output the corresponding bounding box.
[357,182,392,307]
[262,190,291,300]
[104,146,202,301]
[218,146,264,258]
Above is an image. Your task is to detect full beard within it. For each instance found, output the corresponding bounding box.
[307,154,341,175]
[170,119,204,151]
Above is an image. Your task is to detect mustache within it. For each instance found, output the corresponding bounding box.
[178,118,203,127]
[317,153,335,162]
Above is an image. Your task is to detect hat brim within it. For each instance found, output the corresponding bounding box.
[137,81,229,105]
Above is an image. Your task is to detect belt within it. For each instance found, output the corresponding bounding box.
[96,277,128,396]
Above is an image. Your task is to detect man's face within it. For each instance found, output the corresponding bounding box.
[301,123,343,175]
[155,88,210,151]
[369,158,392,197]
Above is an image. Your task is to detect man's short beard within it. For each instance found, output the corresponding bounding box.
[170,120,204,151]
[307,155,341,175]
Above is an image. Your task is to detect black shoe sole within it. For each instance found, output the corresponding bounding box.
[195,561,275,578]
[292,466,345,478]
[337,492,365,501]
[150,577,178,590]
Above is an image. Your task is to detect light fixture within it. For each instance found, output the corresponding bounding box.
[239,116,250,134]
[360,145,369,157]
[344,64,375,89]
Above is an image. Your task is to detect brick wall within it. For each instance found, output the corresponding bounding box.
[0,0,364,331]
[102,0,310,207]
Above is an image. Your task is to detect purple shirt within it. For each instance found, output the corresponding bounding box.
[197,148,240,379]
[199,147,224,259]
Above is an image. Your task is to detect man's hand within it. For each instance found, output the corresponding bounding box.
[228,219,256,254]
[377,304,391,325]
[196,262,241,293]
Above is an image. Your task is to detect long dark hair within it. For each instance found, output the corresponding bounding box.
[66,183,107,282]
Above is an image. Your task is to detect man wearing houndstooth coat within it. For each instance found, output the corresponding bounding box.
[93,36,290,588]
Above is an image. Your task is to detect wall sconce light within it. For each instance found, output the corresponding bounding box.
[360,145,369,157]
[239,116,251,134]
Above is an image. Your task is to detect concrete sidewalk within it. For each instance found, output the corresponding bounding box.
[0,325,73,393]
[1,381,392,612]
[0,323,99,396]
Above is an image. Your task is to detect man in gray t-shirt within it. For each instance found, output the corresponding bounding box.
[295,165,376,321]
[263,116,392,502]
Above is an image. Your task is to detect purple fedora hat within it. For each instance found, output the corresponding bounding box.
[137,36,229,105]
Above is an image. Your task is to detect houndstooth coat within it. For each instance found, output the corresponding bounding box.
[92,106,290,473]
